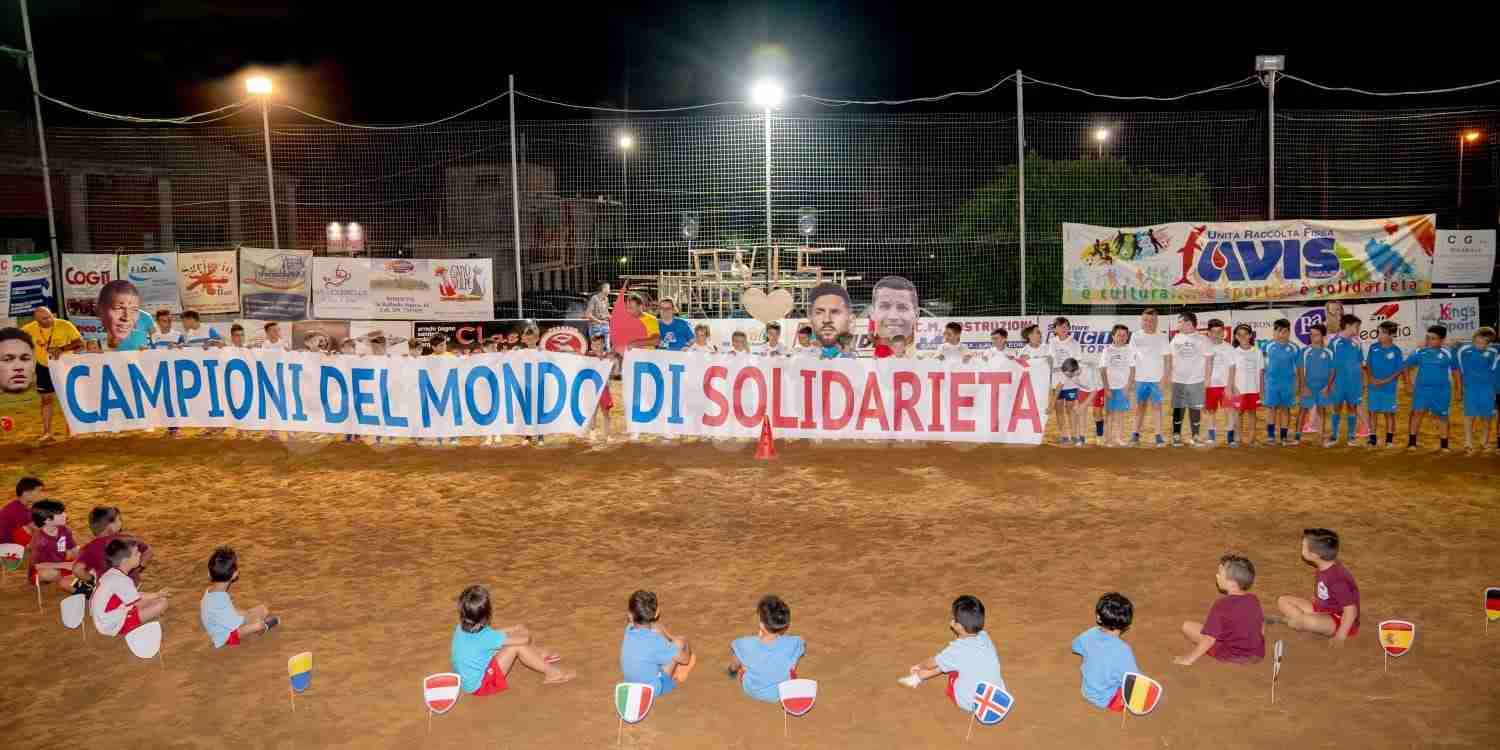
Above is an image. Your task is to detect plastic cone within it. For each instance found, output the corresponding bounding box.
[1299,406,1320,434]
[1355,409,1372,438]
[755,417,777,460]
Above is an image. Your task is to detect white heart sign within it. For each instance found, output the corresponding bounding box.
[741,288,795,324]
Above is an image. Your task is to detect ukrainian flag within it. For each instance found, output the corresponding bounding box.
[288,652,313,693]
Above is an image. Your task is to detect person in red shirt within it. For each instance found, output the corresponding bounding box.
[0,476,45,546]
[1174,554,1265,665]
[73,506,152,586]
[27,499,79,591]
[1271,528,1361,646]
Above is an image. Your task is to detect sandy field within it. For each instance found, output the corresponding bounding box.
[2,389,1499,749]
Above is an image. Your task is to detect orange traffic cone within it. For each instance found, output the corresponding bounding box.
[1299,406,1320,434]
[755,417,777,460]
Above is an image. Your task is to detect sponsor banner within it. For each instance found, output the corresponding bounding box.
[311,257,373,319]
[413,319,588,354]
[0,257,11,316]
[428,259,493,321]
[1062,215,1435,305]
[62,254,115,319]
[73,316,105,344]
[1432,230,1495,286]
[370,259,433,319]
[1417,297,1481,346]
[349,321,413,355]
[177,251,239,314]
[118,253,181,315]
[239,247,311,320]
[692,317,1040,357]
[7,252,55,318]
[623,349,1046,444]
[55,349,611,438]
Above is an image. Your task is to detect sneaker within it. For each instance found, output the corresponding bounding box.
[1347,438,1360,447]
[1154,436,1166,448]
[1323,438,1338,448]
[1385,441,1400,450]
[1171,435,1182,448]
[263,615,280,633]
[1194,438,1212,449]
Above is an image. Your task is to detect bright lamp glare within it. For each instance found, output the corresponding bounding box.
[1463,131,1481,143]
[1094,127,1110,143]
[617,134,635,150]
[751,79,785,109]
[246,76,273,95]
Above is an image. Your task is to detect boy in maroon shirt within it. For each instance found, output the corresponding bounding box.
[1271,528,1360,646]
[27,499,80,590]
[0,476,44,545]
[1174,554,1265,665]
[73,506,152,585]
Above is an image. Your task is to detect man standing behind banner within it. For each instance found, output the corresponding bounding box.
[808,282,854,348]
[21,307,82,442]
[656,298,693,351]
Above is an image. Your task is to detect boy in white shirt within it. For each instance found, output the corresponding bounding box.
[1202,319,1235,447]
[91,539,170,637]
[1101,325,1135,446]
[1226,323,1265,447]
[149,309,183,349]
[689,324,717,353]
[793,326,821,358]
[985,329,1012,363]
[1130,309,1171,448]
[938,322,969,363]
[729,331,751,355]
[259,321,290,350]
[752,322,785,356]
[1168,312,1215,447]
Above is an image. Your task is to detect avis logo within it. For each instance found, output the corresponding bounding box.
[1190,237,1340,283]
[1369,303,1399,321]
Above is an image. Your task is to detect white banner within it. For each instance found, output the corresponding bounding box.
[623,349,1045,444]
[177,251,239,314]
[62,254,115,319]
[311,257,373,319]
[1432,230,1495,286]
[239,247,310,320]
[118,253,180,315]
[370,259,433,319]
[54,349,611,438]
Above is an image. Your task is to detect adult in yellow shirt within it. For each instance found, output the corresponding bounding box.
[20,306,83,442]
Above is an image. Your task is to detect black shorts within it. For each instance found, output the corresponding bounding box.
[36,364,54,394]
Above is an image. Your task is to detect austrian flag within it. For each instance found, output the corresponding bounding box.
[778,679,817,716]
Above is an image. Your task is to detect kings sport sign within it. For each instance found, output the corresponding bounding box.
[1062,215,1435,305]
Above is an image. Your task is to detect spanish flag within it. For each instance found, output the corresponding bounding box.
[1378,621,1414,657]
[1121,672,1163,716]
[1486,587,1500,622]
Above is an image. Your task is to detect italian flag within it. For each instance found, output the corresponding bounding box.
[615,682,654,724]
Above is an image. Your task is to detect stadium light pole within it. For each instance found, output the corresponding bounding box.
[247,75,279,249]
[751,79,785,253]
[1093,127,1110,159]
[617,133,634,210]
[1458,130,1481,210]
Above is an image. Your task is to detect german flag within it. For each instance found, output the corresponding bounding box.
[1486,588,1500,622]
[1121,672,1163,716]
[1379,620,1414,657]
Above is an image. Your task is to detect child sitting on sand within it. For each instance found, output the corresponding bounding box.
[901,594,1006,712]
[727,594,805,703]
[621,590,696,697]
[200,546,279,648]
[1174,554,1265,665]
[451,584,574,695]
[1071,592,1139,711]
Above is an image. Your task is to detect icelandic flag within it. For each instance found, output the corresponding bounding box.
[0,542,24,572]
[971,681,1013,725]
[1486,587,1500,623]
[615,682,654,724]
[1121,672,1163,716]
[424,673,461,715]
[288,652,313,693]
[778,679,817,716]
[1379,621,1415,657]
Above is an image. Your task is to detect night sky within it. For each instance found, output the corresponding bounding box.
[4,2,1499,123]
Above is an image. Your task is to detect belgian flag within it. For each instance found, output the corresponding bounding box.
[1121,672,1163,715]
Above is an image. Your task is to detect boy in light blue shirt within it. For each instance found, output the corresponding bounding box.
[1296,323,1335,444]
[1071,592,1139,712]
[904,595,1005,712]
[1327,314,1365,446]
[1262,319,1300,445]
[199,546,278,648]
[728,594,806,703]
[1456,327,1497,452]
[1403,324,1460,451]
[1364,321,1405,448]
[450,584,573,695]
[621,590,695,698]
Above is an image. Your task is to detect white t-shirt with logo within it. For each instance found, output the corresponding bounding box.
[1102,344,1134,389]
[1131,330,1169,383]
[1208,341,1234,387]
[1170,333,1211,384]
[150,326,184,349]
[1018,343,1049,366]
[752,342,785,357]
[939,342,969,362]
[259,337,291,351]
[1230,346,1264,394]
[1047,336,1083,375]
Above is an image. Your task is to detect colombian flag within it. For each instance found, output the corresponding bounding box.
[1486,588,1500,622]
[1121,673,1163,716]
[288,652,313,693]
[1379,621,1414,657]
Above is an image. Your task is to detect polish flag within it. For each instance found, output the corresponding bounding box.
[778,679,817,716]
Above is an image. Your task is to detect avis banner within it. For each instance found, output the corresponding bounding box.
[239,247,311,320]
[1062,215,1435,305]
[54,349,611,438]
[177,250,240,314]
[623,349,1046,444]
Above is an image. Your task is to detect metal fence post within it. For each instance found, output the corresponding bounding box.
[1267,71,1276,221]
[508,74,525,317]
[1016,70,1026,316]
[19,0,63,305]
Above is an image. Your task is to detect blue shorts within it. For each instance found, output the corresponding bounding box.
[655,673,677,697]
[1106,388,1132,413]
[1300,389,1335,409]
[1412,388,1451,417]
[1263,379,1295,408]
[1058,388,1079,402]
[1134,381,1163,405]
[1330,376,1362,407]
[1367,384,1398,414]
[1463,388,1496,418]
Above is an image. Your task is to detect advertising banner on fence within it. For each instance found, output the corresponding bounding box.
[7,252,55,318]
[62,254,114,321]
[427,259,493,321]
[370,259,432,319]
[54,348,611,438]
[1417,297,1481,346]
[623,349,1045,444]
[1432,229,1494,286]
[178,250,240,314]
[312,257,372,319]
[118,253,180,315]
[240,247,311,319]
[412,319,588,353]
[1062,215,1436,305]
